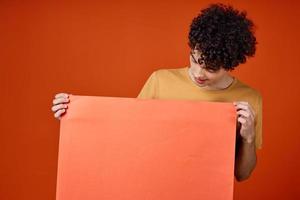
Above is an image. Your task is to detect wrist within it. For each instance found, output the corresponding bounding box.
[242,137,255,144]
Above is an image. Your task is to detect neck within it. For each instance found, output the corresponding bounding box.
[212,74,234,90]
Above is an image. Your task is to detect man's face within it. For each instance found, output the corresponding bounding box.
[189,49,229,90]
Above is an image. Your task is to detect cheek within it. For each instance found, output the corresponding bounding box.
[206,73,222,81]
[189,65,198,73]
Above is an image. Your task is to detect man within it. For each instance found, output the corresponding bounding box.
[52,3,262,182]
[136,3,262,181]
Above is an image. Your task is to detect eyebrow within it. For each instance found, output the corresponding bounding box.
[190,51,204,63]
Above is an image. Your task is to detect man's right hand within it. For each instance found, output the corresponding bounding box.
[51,93,70,120]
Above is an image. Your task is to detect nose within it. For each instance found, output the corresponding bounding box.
[195,65,205,77]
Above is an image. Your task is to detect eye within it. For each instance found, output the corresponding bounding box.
[198,59,204,65]
[206,68,218,73]
[207,70,216,73]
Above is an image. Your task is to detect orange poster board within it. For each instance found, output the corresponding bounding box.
[56,95,237,200]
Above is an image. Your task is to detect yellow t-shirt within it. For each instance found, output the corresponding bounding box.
[137,66,263,149]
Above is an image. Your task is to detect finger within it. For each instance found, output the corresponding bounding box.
[238,111,254,122]
[236,106,255,120]
[237,108,254,118]
[51,104,68,112]
[241,102,254,113]
[234,101,249,105]
[233,101,244,105]
[55,93,69,99]
[53,97,70,105]
[234,101,254,110]
[54,109,66,119]
[233,101,252,111]
[234,103,255,115]
[234,104,249,112]
[237,117,246,124]
[237,110,251,118]
[236,104,255,118]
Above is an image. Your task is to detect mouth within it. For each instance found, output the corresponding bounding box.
[195,78,207,84]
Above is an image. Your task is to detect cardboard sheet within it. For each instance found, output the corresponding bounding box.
[56,95,237,200]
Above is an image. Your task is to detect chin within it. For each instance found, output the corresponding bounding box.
[195,82,208,87]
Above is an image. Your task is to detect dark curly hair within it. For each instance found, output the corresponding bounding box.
[188,3,257,71]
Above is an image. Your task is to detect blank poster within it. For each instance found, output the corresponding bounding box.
[56,95,236,200]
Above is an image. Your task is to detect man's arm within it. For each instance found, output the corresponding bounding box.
[233,101,258,182]
[234,135,257,181]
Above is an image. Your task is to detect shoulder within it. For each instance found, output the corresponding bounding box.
[234,78,262,101]
[153,67,188,80]
[233,79,263,116]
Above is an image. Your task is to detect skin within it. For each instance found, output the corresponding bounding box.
[52,49,257,181]
[51,93,69,120]
[188,49,234,90]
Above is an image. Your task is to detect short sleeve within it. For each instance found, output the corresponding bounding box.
[137,71,158,99]
[255,94,263,149]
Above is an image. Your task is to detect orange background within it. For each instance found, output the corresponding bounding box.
[0,0,299,199]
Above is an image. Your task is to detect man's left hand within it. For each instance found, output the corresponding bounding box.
[233,101,256,144]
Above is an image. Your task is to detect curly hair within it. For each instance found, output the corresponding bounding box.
[188,3,257,71]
